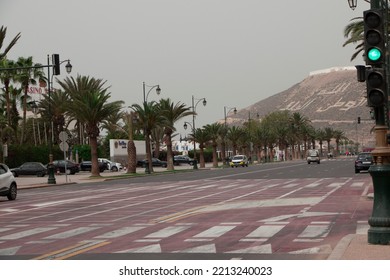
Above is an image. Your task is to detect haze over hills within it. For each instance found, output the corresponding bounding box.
[227,67,376,149]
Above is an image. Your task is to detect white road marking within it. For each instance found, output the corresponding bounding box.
[44,227,99,239]
[245,225,285,238]
[145,226,190,238]
[0,227,56,240]
[193,225,236,238]
[94,226,145,239]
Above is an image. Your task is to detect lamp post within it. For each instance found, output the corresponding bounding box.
[223,106,237,160]
[349,0,390,245]
[142,82,161,174]
[47,54,72,184]
[187,95,207,169]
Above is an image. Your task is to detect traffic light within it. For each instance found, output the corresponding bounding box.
[358,117,361,124]
[52,54,60,75]
[366,68,387,107]
[363,9,385,66]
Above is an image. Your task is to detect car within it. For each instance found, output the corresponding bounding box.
[0,163,17,201]
[355,152,373,173]
[137,158,167,168]
[307,150,320,164]
[173,155,195,165]
[229,155,249,167]
[10,162,47,177]
[80,161,107,172]
[52,160,79,175]
[98,158,123,172]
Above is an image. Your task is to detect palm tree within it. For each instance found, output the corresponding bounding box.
[343,17,364,61]
[203,122,222,167]
[0,26,21,60]
[131,101,164,173]
[289,112,311,159]
[324,127,334,155]
[191,128,209,168]
[15,56,46,144]
[226,125,243,156]
[157,98,192,171]
[58,75,124,176]
[122,111,137,174]
[0,59,16,125]
[333,129,347,156]
[315,128,326,157]
[38,90,69,144]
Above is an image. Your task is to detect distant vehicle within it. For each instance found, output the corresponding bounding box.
[137,158,167,168]
[355,152,373,173]
[0,163,17,201]
[98,158,123,172]
[307,150,320,164]
[230,155,249,168]
[10,162,47,177]
[80,161,107,172]
[52,160,79,175]
[173,155,195,165]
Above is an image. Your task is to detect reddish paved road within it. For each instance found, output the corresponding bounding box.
[0,170,373,259]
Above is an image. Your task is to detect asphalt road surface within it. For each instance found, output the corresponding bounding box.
[0,157,373,260]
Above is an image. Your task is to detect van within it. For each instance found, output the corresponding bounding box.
[307,150,320,164]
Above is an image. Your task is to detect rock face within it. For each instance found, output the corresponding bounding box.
[230,67,376,148]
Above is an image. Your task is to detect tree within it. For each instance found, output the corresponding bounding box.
[190,128,209,168]
[131,101,164,173]
[226,125,243,156]
[324,127,334,154]
[15,56,46,144]
[333,129,347,156]
[0,26,21,60]
[0,59,16,125]
[203,123,222,167]
[343,17,364,62]
[58,75,124,177]
[157,98,193,171]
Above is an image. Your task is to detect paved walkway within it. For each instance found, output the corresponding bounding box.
[13,162,390,260]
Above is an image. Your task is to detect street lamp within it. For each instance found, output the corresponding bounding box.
[47,54,72,184]
[224,106,237,160]
[187,95,207,169]
[347,0,357,10]
[142,82,161,174]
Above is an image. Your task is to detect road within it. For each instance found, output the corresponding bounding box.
[0,157,373,260]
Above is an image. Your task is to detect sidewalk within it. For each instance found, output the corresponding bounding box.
[14,162,390,260]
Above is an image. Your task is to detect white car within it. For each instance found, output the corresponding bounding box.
[0,163,17,201]
[229,155,249,167]
[98,158,123,172]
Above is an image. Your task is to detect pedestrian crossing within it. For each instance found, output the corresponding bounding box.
[0,218,368,256]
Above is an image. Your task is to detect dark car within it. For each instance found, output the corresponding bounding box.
[52,160,79,175]
[10,162,47,177]
[173,155,195,165]
[137,158,167,168]
[0,163,17,201]
[355,152,373,173]
[80,161,107,172]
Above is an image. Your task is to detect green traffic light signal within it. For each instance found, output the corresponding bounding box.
[367,47,382,62]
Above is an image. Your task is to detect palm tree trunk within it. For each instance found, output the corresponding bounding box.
[90,136,100,177]
[166,134,174,171]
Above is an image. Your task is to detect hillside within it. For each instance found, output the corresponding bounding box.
[228,67,375,148]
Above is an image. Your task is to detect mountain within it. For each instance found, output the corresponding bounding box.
[228,67,376,148]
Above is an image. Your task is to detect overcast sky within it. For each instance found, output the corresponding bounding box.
[1,0,366,138]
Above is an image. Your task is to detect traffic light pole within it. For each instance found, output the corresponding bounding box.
[366,0,390,245]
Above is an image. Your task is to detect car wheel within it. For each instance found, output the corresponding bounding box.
[355,169,360,173]
[7,183,17,201]
[36,172,44,177]
[112,166,118,172]
[317,161,320,164]
[307,161,311,164]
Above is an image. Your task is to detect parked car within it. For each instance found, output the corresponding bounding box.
[173,155,195,165]
[98,158,123,172]
[52,160,79,175]
[230,155,249,167]
[137,158,167,168]
[355,152,373,173]
[0,163,17,201]
[80,161,107,172]
[307,150,320,164]
[10,162,47,177]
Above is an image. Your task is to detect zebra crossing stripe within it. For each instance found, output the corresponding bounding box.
[0,227,56,240]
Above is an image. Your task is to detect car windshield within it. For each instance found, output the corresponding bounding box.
[233,156,244,160]
[358,154,372,160]
[309,151,318,156]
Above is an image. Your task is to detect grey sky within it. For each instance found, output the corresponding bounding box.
[1,0,366,138]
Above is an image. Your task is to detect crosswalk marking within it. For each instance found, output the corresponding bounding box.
[94,226,145,239]
[0,227,56,240]
[193,225,236,238]
[245,225,285,238]
[145,225,190,238]
[44,227,99,239]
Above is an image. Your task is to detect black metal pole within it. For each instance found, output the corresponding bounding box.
[47,55,56,184]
